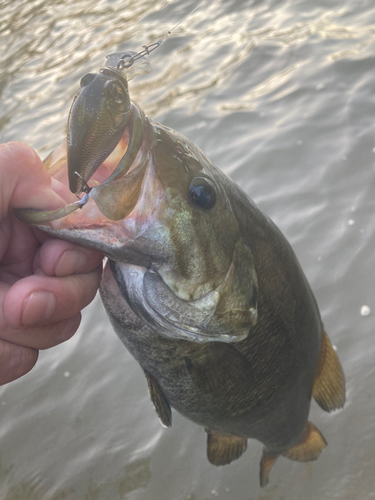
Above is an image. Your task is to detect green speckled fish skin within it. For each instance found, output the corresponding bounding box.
[98,110,323,444]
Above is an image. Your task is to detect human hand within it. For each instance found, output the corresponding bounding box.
[0,142,103,385]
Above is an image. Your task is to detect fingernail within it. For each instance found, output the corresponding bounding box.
[55,250,87,276]
[22,291,57,326]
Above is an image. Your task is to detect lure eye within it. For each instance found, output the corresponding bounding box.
[80,73,96,87]
[104,79,124,103]
[188,177,216,209]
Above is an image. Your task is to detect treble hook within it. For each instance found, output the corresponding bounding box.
[75,171,92,194]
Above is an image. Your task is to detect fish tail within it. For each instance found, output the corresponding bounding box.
[313,329,346,412]
[259,453,278,488]
[259,421,327,487]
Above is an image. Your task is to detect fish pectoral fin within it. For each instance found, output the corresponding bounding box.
[283,421,327,462]
[144,371,172,428]
[206,429,247,466]
[184,343,253,395]
[259,453,278,488]
[313,329,346,412]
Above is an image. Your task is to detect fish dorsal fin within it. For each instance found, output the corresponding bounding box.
[206,429,247,466]
[259,421,327,487]
[144,371,172,428]
[313,330,346,412]
[184,343,253,395]
[283,421,327,462]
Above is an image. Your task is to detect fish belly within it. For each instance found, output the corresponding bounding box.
[100,262,311,454]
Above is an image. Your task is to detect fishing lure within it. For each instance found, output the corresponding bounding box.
[15,1,205,225]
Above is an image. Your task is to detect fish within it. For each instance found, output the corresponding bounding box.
[15,55,345,487]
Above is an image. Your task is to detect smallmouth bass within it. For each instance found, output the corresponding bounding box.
[16,54,345,487]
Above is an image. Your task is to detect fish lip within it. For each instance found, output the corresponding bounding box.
[34,216,152,266]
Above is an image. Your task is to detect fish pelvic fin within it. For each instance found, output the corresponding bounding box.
[313,329,346,412]
[206,429,247,466]
[144,371,172,428]
[283,421,327,462]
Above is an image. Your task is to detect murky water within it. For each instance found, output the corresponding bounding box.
[1,0,375,498]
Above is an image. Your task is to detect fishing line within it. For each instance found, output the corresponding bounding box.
[117,0,205,70]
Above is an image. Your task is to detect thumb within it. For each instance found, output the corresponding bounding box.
[0,142,68,219]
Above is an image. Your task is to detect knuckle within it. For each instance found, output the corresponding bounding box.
[0,339,38,385]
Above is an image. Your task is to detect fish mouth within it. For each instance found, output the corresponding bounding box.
[15,104,164,263]
[15,103,148,228]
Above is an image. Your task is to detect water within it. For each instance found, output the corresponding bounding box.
[1,0,375,498]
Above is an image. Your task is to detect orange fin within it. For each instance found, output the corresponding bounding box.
[259,422,327,486]
[313,330,346,412]
[283,421,327,462]
[259,453,278,488]
[206,429,247,466]
[144,371,172,428]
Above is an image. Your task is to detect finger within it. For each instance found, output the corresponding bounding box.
[0,339,38,386]
[0,313,81,351]
[0,213,39,279]
[36,238,103,277]
[0,142,75,218]
[2,266,102,328]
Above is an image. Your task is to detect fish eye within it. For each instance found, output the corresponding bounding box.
[188,177,216,209]
[80,73,96,87]
[104,79,124,103]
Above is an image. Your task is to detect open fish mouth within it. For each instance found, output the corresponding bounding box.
[14,103,147,227]
[14,106,155,262]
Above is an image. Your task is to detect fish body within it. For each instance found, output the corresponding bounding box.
[16,70,345,486]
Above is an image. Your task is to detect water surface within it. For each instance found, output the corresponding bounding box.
[1,0,375,498]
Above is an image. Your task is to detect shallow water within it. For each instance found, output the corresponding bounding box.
[1,0,375,498]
